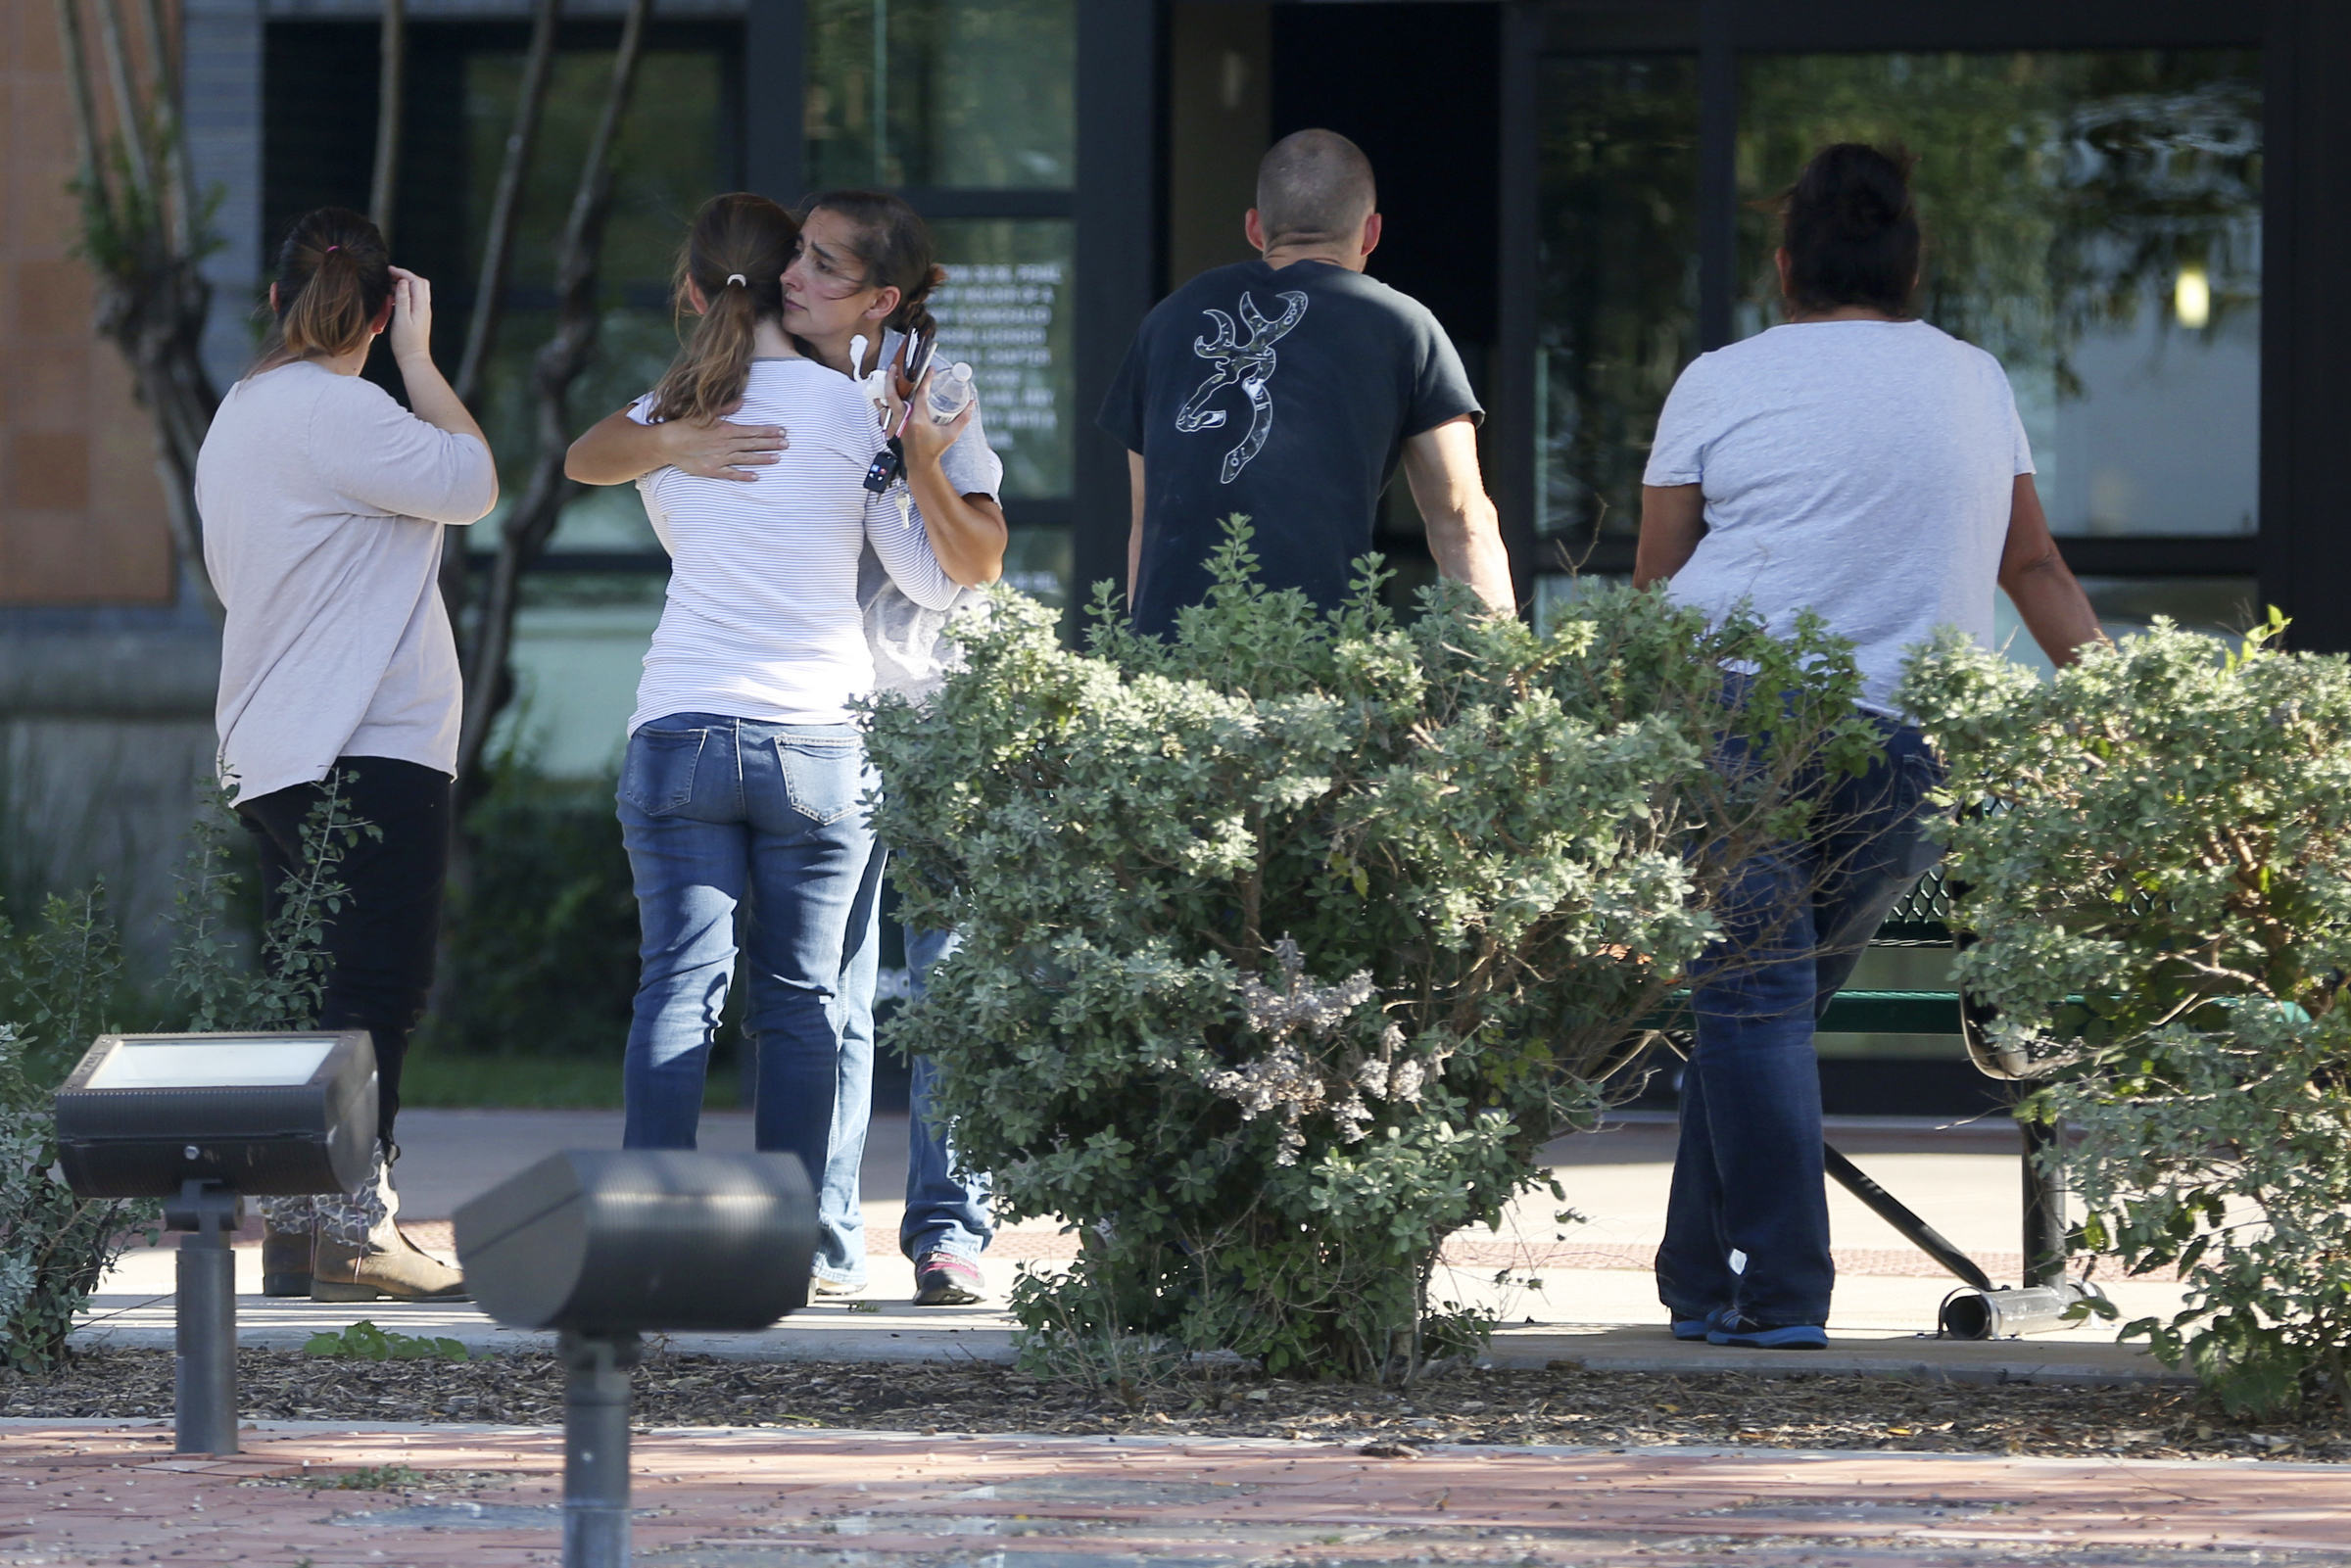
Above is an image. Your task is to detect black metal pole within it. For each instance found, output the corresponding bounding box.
[561,1329,640,1568]
[2021,1115,2067,1287]
[1822,1144,1995,1292]
[168,1179,241,1455]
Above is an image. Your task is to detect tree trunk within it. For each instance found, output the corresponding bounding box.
[438,0,566,631]
[58,0,223,615]
[369,0,407,240]
[453,0,653,808]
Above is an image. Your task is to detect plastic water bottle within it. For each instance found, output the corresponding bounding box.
[925,361,976,423]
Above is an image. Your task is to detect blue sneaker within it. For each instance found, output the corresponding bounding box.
[1707,1315,1828,1350]
[1670,1309,1727,1342]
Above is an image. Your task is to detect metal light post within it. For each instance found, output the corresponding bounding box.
[55,1030,378,1454]
[455,1150,816,1567]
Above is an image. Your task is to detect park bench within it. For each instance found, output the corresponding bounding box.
[1642,864,2093,1337]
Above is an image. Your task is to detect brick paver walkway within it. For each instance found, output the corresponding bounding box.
[1,1421,2343,1566]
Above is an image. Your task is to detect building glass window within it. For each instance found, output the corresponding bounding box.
[1530,39,2262,652]
[1737,50,2263,542]
[928,218,1074,501]
[1534,55,1699,546]
[805,0,1078,190]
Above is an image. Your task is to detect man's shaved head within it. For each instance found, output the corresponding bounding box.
[1254,129,1376,249]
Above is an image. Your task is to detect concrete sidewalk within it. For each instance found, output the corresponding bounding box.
[1,1419,2341,1566]
[77,1110,2192,1383]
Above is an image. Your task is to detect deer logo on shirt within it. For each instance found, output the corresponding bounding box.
[1176,290,1309,483]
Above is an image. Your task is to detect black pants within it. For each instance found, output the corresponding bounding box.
[239,756,451,1149]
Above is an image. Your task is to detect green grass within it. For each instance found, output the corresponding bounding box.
[397,1050,744,1110]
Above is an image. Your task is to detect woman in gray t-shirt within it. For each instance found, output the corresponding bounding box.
[1635,144,2102,1350]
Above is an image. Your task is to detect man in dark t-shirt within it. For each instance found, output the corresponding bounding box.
[1099,129,1514,637]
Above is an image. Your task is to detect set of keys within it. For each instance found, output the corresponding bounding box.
[854,327,977,495]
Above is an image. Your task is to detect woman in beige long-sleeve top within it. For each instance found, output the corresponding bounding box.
[195,207,497,1303]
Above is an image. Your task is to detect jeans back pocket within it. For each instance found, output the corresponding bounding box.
[776,735,873,826]
[619,725,708,816]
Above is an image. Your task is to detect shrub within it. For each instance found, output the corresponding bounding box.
[423,760,639,1059]
[867,525,1876,1381]
[0,779,360,1371]
[1903,615,2351,1416]
[0,891,151,1371]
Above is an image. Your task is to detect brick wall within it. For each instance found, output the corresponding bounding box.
[0,0,175,604]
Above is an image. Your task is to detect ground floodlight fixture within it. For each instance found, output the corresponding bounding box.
[455,1150,817,1568]
[54,1029,379,1458]
[56,1030,378,1197]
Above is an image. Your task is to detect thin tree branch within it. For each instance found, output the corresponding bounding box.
[369,0,407,239]
[52,0,105,197]
[454,0,562,411]
[91,0,157,203]
[454,0,653,800]
[439,0,565,635]
[136,0,196,258]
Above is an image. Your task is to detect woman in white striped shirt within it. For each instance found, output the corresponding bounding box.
[563,193,976,1264]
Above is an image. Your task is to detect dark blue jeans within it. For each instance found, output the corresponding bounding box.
[1655,712,1946,1328]
[899,927,995,1261]
[615,714,886,1285]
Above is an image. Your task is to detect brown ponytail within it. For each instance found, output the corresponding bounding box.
[648,193,798,424]
[259,208,392,370]
[797,190,943,343]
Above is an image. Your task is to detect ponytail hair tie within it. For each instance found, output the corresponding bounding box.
[324,245,340,255]
[726,273,747,287]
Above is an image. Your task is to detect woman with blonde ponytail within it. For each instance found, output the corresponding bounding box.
[565,195,971,1299]
[197,206,497,1305]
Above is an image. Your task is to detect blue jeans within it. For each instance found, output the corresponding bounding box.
[616,714,885,1286]
[1655,712,1946,1328]
[899,927,994,1261]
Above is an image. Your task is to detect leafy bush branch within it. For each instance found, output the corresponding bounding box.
[0,776,363,1370]
[1904,614,2351,1416]
[868,522,1877,1382]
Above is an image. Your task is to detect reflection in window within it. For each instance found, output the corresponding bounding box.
[1738,51,2262,538]
[806,0,1076,190]
[928,218,1073,499]
[1993,576,2261,680]
[1534,56,1700,546]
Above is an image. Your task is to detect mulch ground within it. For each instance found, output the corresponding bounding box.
[3,1348,2345,1464]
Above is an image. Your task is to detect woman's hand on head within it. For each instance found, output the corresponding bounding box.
[387,267,434,363]
[658,413,790,481]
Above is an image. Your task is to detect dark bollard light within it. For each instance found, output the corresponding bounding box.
[54,1031,379,1455]
[454,1151,816,1568]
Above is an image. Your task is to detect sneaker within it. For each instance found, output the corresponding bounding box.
[812,1275,864,1299]
[1706,1314,1828,1350]
[1670,1309,1728,1342]
[912,1252,984,1306]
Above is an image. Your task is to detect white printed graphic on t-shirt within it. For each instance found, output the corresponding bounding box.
[1176,290,1309,484]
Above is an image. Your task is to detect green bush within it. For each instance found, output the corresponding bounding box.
[867,525,1877,1381]
[0,891,151,1371]
[0,779,361,1371]
[1904,615,2351,1416]
[425,761,640,1058]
